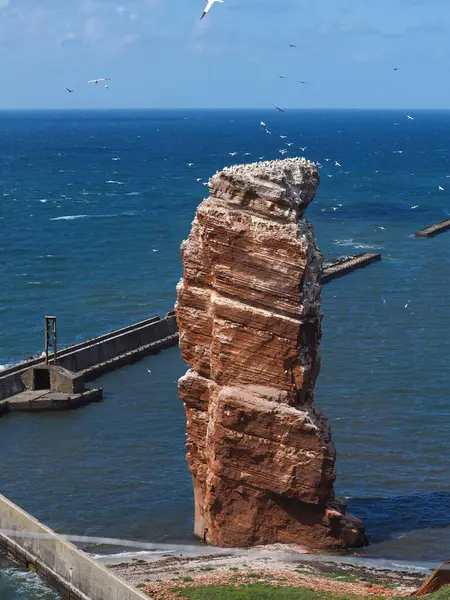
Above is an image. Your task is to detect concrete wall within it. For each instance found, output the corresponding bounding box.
[57,314,178,373]
[0,312,178,401]
[0,373,26,402]
[0,315,163,380]
[21,366,85,394]
[0,494,149,600]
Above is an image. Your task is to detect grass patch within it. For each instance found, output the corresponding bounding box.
[176,584,321,599]
[176,583,387,599]
[200,566,216,571]
[322,573,366,584]
[427,587,450,600]
[136,582,146,589]
[166,580,450,600]
[172,581,450,600]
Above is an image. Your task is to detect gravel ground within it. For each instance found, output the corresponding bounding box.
[108,546,426,599]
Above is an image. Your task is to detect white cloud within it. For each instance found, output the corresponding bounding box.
[119,32,140,45]
[58,32,79,47]
[84,16,106,41]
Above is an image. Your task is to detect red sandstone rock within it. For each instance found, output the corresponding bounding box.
[414,562,450,596]
[176,158,366,549]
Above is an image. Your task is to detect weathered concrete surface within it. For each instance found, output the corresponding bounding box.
[0,493,149,600]
[21,365,85,394]
[415,218,450,238]
[0,388,101,414]
[321,253,381,283]
[0,312,178,402]
[176,158,366,550]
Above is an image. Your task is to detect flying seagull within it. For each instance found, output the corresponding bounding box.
[438,186,445,191]
[278,76,287,80]
[260,121,266,127]
[280,135,287,139]
[289,44,296,48]
[335,161,341,167]
[274,105,285,113]
[86,78,111,85]
[407,114,414,120]
[297,81,307,84]
[300,146,307,151]
[394,68,398,71]
[200,0,224,20]
[66,88,74,93]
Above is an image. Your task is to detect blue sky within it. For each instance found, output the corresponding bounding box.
[0,0,449,109]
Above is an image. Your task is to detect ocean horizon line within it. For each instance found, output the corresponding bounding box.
[1,106,450,113]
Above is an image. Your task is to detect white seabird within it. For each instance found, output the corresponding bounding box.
[300,146,307,151]
[438,186,445,191]
[86,78,111,85]
[200,0,224,20]
[335,161,341,167]
[407,114,414,120]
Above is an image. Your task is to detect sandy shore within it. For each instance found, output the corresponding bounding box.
[106,545,428,599]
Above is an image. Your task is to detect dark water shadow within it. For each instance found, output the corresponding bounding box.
[348,491,450,543]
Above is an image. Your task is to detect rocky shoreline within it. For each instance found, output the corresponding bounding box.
[107,547,429,599]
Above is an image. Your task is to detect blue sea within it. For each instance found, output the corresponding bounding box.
[1,109,450,598]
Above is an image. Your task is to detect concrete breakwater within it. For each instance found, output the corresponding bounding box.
[0,249,379,417]
[415,218,450,238]
[0,493,149,600]
[0,311,178,414]
[0,252,379,417]
[321,253,382,284]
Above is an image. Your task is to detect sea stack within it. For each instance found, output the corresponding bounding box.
[176,158,366,549]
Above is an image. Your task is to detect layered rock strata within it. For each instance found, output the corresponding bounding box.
[176,158,366,549]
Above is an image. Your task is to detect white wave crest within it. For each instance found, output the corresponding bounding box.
[51,215,89,221]
[351,243,383,250]
[51,212,136,222]
[90,549,172,561]
[335,239,381,250]
[0,565,59,598]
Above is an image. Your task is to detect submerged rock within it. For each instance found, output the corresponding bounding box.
[176,158,366,549]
